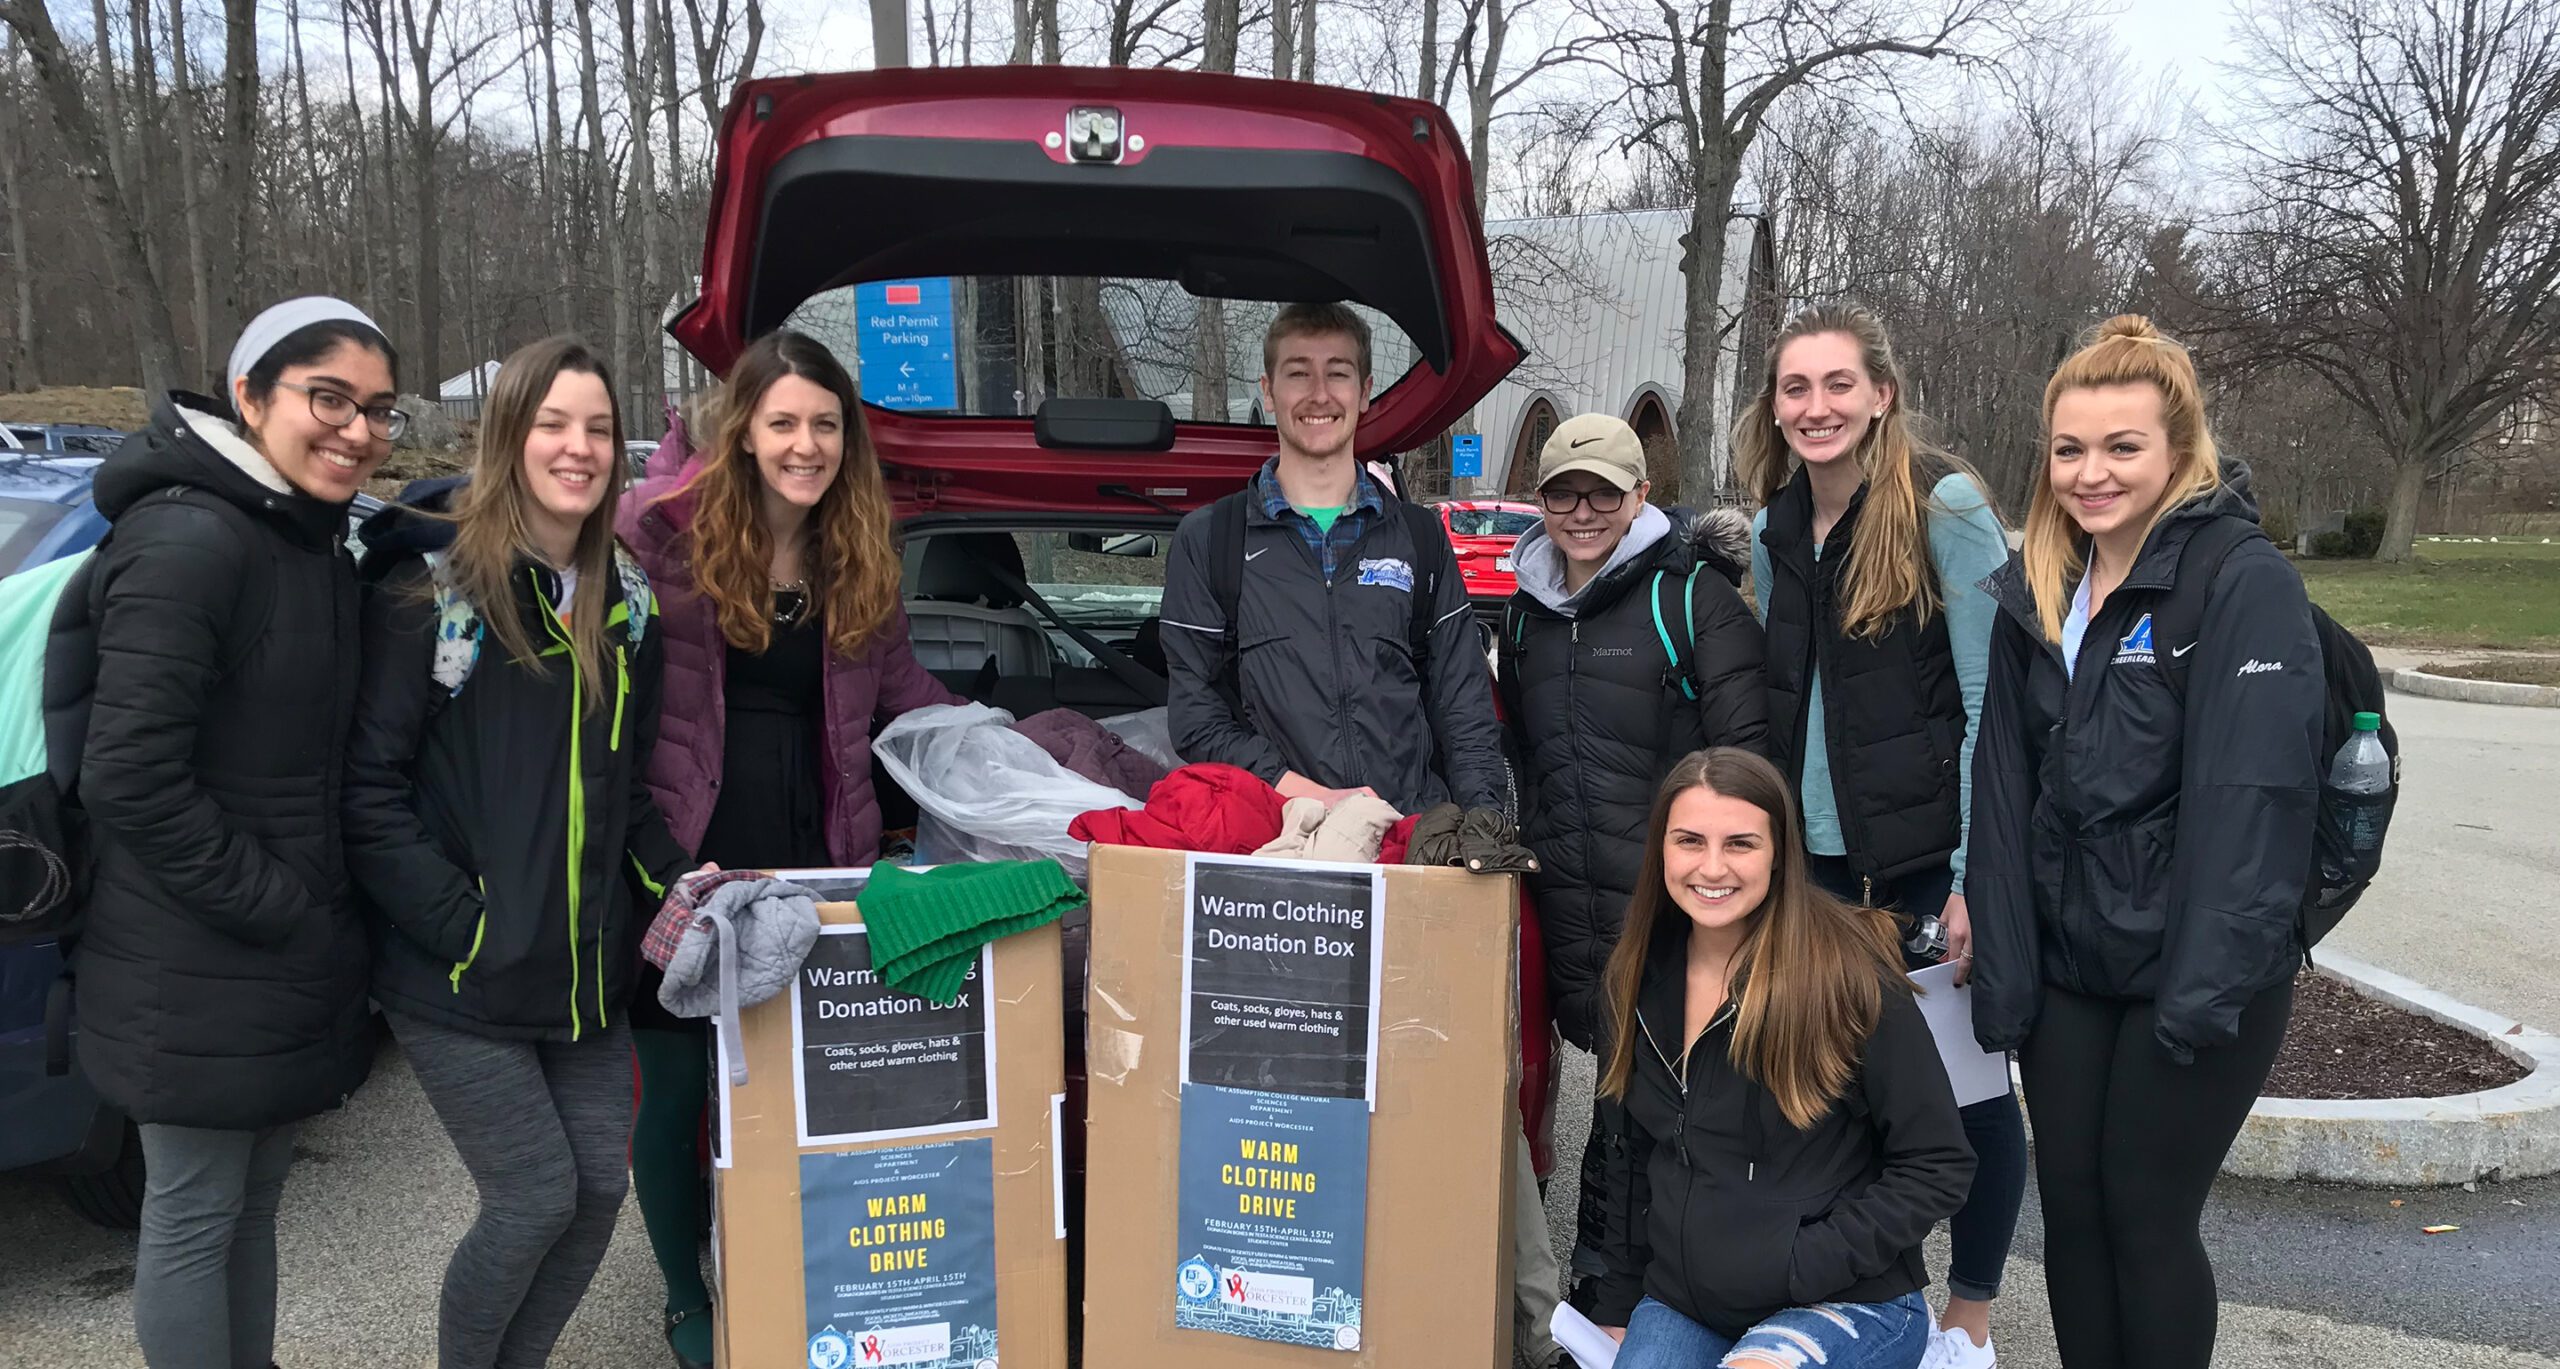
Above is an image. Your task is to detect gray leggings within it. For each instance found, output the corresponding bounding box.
[391,1013,633,1369]
[134,1120,300,1369]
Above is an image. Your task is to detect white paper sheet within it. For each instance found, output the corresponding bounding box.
[1550,1301,1620,1369]
[1909,961,2012,1106]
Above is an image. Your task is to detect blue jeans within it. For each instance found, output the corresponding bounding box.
[1617,1292,1932,1369]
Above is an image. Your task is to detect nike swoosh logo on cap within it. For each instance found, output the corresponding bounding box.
[1570,436,1605,448]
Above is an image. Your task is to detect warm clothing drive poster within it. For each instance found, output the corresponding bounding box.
[800,1138,999,1369]
[1174,855,1382,1350]
[791,924,997,1145]
[1173,1085,1370,1349]
[1179,855,1384,1103]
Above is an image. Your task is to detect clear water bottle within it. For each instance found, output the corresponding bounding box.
[2327,711,2392,860]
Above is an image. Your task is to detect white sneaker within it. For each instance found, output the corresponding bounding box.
[1927,1326,1996,1369]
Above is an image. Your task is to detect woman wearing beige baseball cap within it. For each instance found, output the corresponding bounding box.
[1493,409,1771,1336]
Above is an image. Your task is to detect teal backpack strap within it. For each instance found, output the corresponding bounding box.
[420,550,483,697]
[1649,569,1696,701]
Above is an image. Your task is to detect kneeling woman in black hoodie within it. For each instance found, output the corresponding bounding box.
[1592,748,1972,1369]
[345,336,694,1369]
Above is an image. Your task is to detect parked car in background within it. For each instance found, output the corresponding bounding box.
[1437,498,1542,603]
[1,424,127,456]
[0,456,381,1227]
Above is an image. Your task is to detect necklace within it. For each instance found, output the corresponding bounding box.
[772,582,810,629]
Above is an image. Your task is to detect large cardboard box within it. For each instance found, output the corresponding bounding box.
[1082,845,1522,1368]
[713,900,1068,1369]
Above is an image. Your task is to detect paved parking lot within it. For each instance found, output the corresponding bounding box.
[3,686,2554,1367]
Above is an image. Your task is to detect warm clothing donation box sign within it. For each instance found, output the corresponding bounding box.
[1085,845,1522,1369]
[714,902,1065,1369]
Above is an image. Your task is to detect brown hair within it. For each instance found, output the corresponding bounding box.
[1731,303,1997,639]
[1262,302,1373,381]
[673,330,900,657]
[1597,748,1908,1130]
[443,335,626,710]
[2023,315,2223,641]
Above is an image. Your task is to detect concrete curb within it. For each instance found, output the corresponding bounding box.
[2226,952,2560,1186]
[2388,667,2560,708]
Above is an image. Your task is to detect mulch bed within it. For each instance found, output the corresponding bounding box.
[2264,969,2531,1100]
[2419,657,2560,688]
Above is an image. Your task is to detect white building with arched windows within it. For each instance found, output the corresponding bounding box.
[1452,208,1772,506]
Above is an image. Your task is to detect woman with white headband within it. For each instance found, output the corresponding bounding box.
[69,298,402,1368]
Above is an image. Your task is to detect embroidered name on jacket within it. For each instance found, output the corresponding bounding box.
[2113,613,2157,666]
[2237,658,2284,676]
[1357,557,1415,593]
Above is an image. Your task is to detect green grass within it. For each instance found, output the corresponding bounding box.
[2298,539,2560,650]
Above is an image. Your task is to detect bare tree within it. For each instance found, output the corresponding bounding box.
[1576,0,2037,502]
[2205,0,2560,560]
[0,0,185,390]
[1,27,34,388]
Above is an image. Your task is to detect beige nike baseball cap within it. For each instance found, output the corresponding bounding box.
[1535,413,1647,492]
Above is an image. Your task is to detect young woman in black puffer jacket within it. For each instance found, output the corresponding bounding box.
[72,297,398,1368]
[1495,412,1768,1322]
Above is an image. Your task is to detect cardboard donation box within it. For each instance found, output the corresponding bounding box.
[1083,846,1522,1369]
[712,899,1067,1369]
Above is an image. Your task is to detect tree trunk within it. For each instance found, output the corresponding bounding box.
[86,0,128,202]
[1269,0,1289,79]
[218,0,253,352]
[534,0,566,329]
[1293,0,1314,80]
[403,0,442,387]
[616,0,662,408]
[1202,0,1236,71]
[2379,451,2427,563]
[1675,150,1739,506]
[167,0,211,374]
[573,0,629,386]
[1417,0,1435,100]
[1034,0,1055,63]
[1,26,36,388]
[0,0,185,391]
[285,0,338,304]
[1007,0,1029,62]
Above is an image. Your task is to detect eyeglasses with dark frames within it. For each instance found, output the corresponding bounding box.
[274,381,410,441]
[1539,486,1629,515]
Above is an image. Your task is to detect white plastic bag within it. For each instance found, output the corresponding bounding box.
[1097,706,1178,771]
[873,703,1133,880]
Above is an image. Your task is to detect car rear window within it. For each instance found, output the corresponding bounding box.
[1449,509,1539,538]
[0,498,67,572]
[783,277,1422,424]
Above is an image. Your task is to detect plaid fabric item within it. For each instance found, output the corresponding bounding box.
[641,867,771,970]
[1252,457,1390,580]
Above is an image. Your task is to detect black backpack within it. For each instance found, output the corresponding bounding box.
[0,487,272,948]
[2157,515,2396,949]
[1202,488,1452,691]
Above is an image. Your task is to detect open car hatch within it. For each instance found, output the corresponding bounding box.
[673,66,1525,514]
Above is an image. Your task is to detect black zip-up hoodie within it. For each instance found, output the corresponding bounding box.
[1966,464,2322,1063]
[1590,920,1973,1335]
[343,484,693,1041]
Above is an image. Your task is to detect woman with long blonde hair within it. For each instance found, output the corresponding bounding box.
[1735,303,2022,1365]
[1588,747,1971,1369]
[617,329,957,1366]
[345,335,697,1368]
[1968,316,2322,1369]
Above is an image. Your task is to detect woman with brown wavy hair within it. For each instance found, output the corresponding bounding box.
[617,329,958,1367]
[1588,747,1971,1369]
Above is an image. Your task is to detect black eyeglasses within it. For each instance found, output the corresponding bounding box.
[275,381,410,441]
[1539,486,1629,515]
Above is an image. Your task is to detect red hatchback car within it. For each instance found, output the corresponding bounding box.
[667,56,1550,1247]
[1438,499,1543,602]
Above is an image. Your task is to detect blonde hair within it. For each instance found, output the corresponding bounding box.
[673,330,901,658]
[1598,749,1909,1130]
[2022,315,2223,641]
[443,336,626,711]
[1731,303,1994,638]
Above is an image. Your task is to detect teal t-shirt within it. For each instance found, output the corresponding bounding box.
[1750,472,2009,880]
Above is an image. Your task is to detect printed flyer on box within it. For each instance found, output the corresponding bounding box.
[791,925,998,1145]
[801,1139,999,1369]
[1172,1084,1369,1350]
[1180,854,1385,1104]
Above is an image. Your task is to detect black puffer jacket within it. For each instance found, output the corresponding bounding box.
[1967,466,2323,1063]
[1498,510,1769,1050]
[68,396,374,1130]
[1591,921,1973,1335]
[344,488,693,1041]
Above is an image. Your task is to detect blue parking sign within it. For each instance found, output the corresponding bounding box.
[853,279,958,411]
[1451,432,1483,480]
